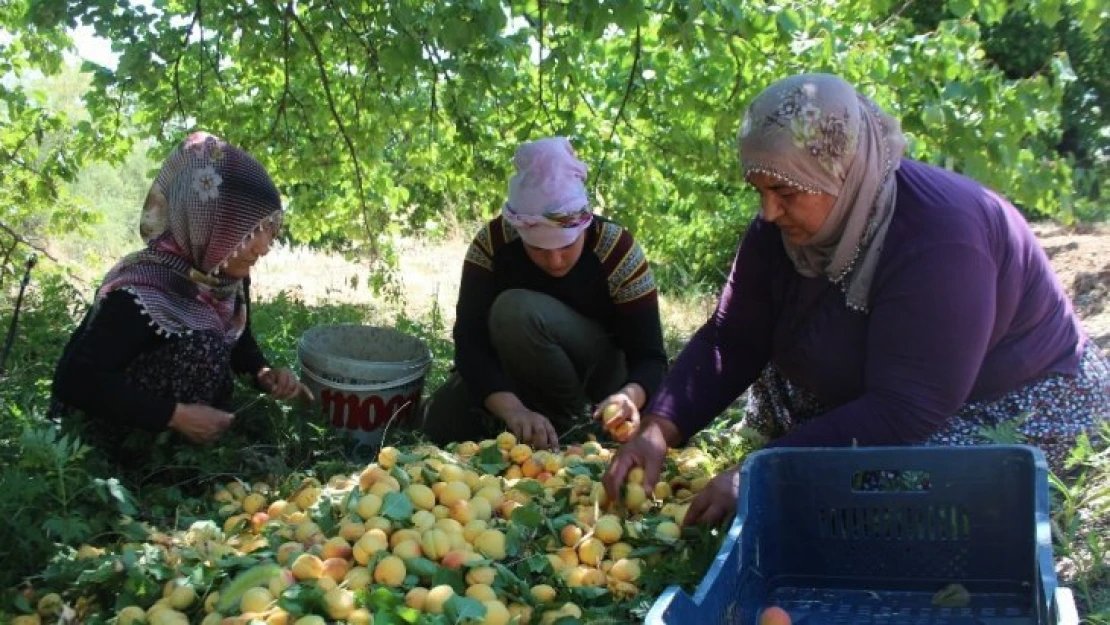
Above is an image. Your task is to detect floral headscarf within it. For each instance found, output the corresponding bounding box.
[97,131,283,340]
[738,73,906,312]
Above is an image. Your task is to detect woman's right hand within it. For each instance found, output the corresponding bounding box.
[602,416,681,501]
[501,408,559,451]
[167,403,235,444]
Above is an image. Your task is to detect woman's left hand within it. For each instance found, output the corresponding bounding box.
[257,367,313,401]
[682,465,741,527]
[591,392,640,442]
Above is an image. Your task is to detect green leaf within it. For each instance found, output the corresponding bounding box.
[505,524,527,558]
[95,478,138,516]
[343,489,361,516]
[512,480,545,497]
[775,8,802,34]
[445,595,487,623]
[946,0,976,18]
[922,104,945,129]
[629,544,668,558]
[315,497,338,536]
[510,503,544,529]
[359,586,406,614]
[475,444,509,475]
[549,513,578,531]
[432,567,467,595]
[422,466,440,485]
[524,555,552,576]
[381,491,415,522]
[119,520,151,542]
[405,557,440,579]
[568,586,610,604]
[975,0,1005,25]
[279,583,326,614]
[391,466,412,489]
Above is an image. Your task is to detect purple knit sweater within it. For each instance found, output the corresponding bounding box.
[648,158,1085,446]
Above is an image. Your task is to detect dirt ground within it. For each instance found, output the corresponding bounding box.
[1032,222,1110,355]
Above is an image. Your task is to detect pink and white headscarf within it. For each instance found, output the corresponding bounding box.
[97,131,283,340]
[502,136,593,249]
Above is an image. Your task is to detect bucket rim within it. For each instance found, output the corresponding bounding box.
[299,359,430,392]
[297,323,433,368]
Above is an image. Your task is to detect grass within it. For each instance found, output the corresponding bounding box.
[1,232,1108,622]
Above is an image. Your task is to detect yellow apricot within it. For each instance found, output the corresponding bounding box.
[374,555,407,587]
[425,585,456,614]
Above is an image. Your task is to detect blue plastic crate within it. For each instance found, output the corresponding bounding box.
[647,445,1079,625]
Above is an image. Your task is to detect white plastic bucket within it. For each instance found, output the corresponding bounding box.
[297,324,432,447]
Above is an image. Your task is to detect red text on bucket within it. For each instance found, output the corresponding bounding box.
[320,389,422,432]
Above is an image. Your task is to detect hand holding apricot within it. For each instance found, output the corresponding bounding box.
[592,393,640,442]
[682,465,740,527]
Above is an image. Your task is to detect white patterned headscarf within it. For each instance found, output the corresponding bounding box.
[502,137,593,249]
[97,131,283,340]
[738,73,906,312]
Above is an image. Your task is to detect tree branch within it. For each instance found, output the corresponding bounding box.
[287,3,376,255]
[537,0,556,132]
[268,0,294,141]
[593,24,642,193]
[171,7,201,126]
[877,0,917,29]
[607,24,642,145]
[0,222,62,265]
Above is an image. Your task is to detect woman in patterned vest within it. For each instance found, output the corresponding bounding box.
[420,137,668,450]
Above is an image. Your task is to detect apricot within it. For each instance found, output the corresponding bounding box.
[425,585,456,614]
[405,587,430,611]
[291,553,324,580]
[374,555,407,587]
[760,606,792,625]
[483,600,511,625]
[475,529,507,560]
[594,515,623,544]
[239,587,273,614]
[323,587,354,620]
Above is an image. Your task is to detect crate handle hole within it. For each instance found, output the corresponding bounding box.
[851,469,931,492]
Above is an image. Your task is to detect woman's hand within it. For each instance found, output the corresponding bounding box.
[168,403,235,444]
[602,416,680,501]
[683,465,741,527]
[501,408,559,451]
[257,367,312,401]
[592,392,640,442]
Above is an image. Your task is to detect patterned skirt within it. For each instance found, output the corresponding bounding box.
[744,342,1110,476]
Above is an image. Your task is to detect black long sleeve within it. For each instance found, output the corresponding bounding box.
[52,290,178,431]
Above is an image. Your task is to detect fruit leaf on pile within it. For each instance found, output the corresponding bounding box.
[9,434,720,625]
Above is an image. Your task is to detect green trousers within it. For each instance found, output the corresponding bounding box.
[419,289,627,445]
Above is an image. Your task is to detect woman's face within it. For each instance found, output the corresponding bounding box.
[524,231,586,278]
[220,229,275,278]
[747,172,837,245]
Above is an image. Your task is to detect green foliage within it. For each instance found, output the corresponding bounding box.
[6,0,1103,288]
[52,139,158,280]
[0,6,132,282]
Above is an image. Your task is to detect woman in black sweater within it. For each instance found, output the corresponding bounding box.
[419,137,668,449]
[50,132,308,464]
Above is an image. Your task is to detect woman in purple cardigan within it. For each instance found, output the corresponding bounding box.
[602,73,1110,526]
